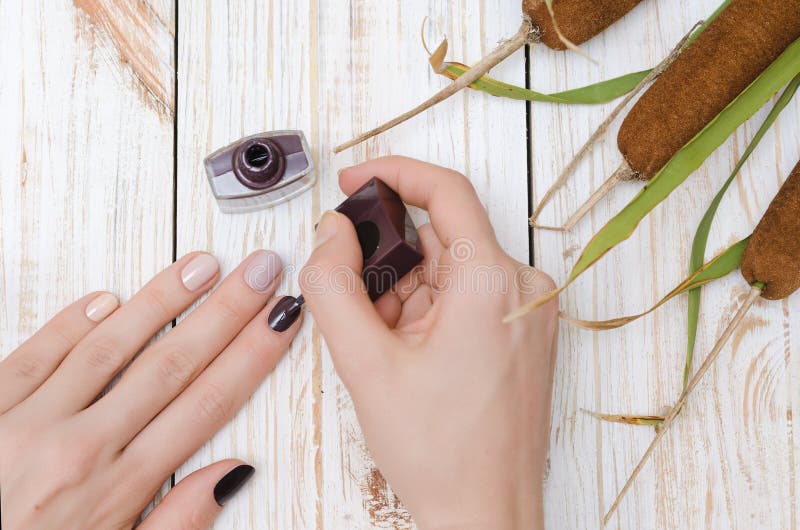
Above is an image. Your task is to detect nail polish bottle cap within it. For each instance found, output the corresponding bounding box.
[335,178,424,300]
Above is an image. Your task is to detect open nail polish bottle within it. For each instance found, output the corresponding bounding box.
[268,178,424,330]
[204,130,315,213]
[335,177,424,300]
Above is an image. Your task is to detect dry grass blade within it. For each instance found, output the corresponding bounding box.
[334,19,536,153]
[529,21,702,226]
[532,162,637,231]
[602,285,762,525]
[584,409,665,426]
[562,237,748,330]
[503,283,563,323]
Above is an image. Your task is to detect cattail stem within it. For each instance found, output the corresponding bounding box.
[532,161,636,231]
[334,19,537,154]
[529,21,702,227]
[602,285,762,525]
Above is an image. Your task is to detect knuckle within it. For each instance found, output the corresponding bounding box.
[298,262,328,297]
[142,287,173,322]
[441,166,472,189]
[211,296,243,323]
[156,344,198,386]
[237,337,264,360]
[195,383,233,424]
[11,354,48,380]
[83,337,122,372]
[49,322,80,350]
[40,441,99,496]
[237,336,279,372]
[534,269,558,294]
[180,506,212,530]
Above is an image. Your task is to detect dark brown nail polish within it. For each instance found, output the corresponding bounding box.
[204,131,315,213]
[268,295,303,332]
[213,464,255,506]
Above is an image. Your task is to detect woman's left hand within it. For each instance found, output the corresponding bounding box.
[0,250,301,529]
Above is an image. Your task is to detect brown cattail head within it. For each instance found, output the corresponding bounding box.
[522,0,643,50]
[618,0,800,179]
[741,161,800,300]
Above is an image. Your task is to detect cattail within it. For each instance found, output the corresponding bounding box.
[532,0,800,231]
[740,164,800,299]
[523,0,643,50]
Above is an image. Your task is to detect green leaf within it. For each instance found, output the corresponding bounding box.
[684,74,800,389]
[505,35,800,322]
[686,0,732,47]
[563,238,749,331]
[441,63,650,104]
[567,36,800,283]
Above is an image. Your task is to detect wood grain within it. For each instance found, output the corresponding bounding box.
[3,0,799,528]
[528,0,800,528]
[0,0,175,518]
[176,0,527,528]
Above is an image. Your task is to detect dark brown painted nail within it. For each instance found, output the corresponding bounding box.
[268,295,303,332]
[213,464,255,506]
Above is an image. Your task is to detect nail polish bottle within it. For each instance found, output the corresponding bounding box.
[204,130,316,213]
[268,178,423,329]
[335,177,424,300]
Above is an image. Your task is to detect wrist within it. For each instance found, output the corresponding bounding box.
[418,483,543,530]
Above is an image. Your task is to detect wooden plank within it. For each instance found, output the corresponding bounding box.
[0,0,174,378]
[177,0,528,527]
[318,1,528,527]
[0,0,175,518]
[175,2,320,528]
[528,0,800,528]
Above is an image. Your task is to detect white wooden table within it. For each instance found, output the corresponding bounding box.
[1,1,798,528]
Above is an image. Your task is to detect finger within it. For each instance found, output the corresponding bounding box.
[0,292,118,413]
[374,292,402,328]
[417,223,445,266]
[395,283,435,330]
[339,156,496,246]
[138,460,254,530]
[30,252,220,417]
[89,250,282,446]
[120,297,302,485]
[299,210,396,384]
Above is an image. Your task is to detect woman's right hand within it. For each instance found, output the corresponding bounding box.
[301,156,558,530]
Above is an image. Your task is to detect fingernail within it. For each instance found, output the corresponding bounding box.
[244,250,282,293]
[268,295,303,332]
[181,253,219,292]
[315,210,340,248]
[85,293,119,322]
[213,464,255,506]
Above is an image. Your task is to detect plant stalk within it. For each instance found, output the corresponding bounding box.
[529,21,701,226]
[602,284,762,525]
[532,161,636,231]
[334,19,536,153]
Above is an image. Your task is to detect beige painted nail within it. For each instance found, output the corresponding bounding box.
[181,253,220,292]
[244,250,282,293]
[85,293,119,322]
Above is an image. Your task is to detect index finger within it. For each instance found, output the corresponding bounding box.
[338,156,496,247]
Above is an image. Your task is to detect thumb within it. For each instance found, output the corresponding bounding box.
[138,460,254,530]
[300,210,394,384]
